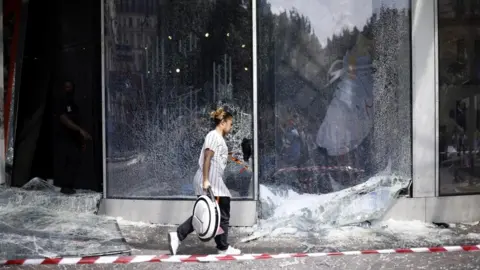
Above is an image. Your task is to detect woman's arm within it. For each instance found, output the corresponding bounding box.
[202,149,214,189]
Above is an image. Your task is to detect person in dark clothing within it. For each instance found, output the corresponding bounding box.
[241,138,252,162]
[54,80,91,194]
[456,101,467,131]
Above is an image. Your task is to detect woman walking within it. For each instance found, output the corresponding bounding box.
[168,107,241,255]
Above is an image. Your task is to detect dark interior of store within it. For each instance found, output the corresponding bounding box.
[6,0,103,191]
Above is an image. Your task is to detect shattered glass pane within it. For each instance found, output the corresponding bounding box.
[254,172,410,239]
[256,0,412,231]
[104,0,254,199]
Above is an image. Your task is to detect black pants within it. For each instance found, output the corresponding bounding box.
[54,138,81,189]
[177,197,231,251]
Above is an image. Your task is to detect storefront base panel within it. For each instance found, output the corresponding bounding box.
[100,196,480,226]
[99,199,257,227]
[383,196,480,223]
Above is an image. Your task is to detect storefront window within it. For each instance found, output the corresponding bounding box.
[257,0,412,194]
[438,0,480,195]
[104,0,254,199]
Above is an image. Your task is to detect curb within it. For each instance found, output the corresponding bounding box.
[1,245,480,265]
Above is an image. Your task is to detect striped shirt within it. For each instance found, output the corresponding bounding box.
[194,130,232,197]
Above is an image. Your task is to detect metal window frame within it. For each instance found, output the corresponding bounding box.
[434,0,440,197]
[101,0,107,198]
[252,0,259,201]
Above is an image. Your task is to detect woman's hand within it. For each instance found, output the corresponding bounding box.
[203,179,211,190]
[229,152,241,160]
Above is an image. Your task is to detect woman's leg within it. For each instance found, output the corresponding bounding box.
[214,197,231,251]
[168,216,194,255]
[176,195,202,241]
[176,216,194,241]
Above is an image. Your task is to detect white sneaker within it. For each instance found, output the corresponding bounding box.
[168,232,180,255]
[218,246,241,255]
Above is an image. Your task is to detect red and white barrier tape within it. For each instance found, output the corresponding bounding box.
[2,245,479,265]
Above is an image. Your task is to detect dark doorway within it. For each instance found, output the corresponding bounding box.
[10,0,103,192]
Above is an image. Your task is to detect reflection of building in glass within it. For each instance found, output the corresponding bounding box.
[109,0,158,73]
[154,1,251,127]
[438,0,480,84]
[104,0,159,130]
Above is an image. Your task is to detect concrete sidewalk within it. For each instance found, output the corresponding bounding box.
[3,221,480,269]
[119,221,480,256]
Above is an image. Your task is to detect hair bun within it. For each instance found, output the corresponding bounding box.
[210,107,225,119]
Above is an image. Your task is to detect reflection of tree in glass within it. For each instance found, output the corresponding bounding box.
[258,2,412,192]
